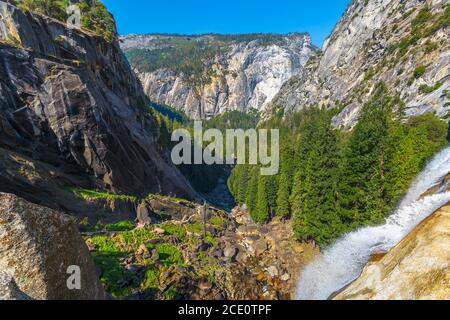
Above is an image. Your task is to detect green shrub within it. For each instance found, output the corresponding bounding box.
[71,188,137,201]
[413,65,427,78]
[161,223,186,240]
[419,82,442,94]
[15,0,117,41]
[105,220,135,232]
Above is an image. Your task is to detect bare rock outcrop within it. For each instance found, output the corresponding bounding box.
[334,202,450,300]
[0,1,196,210]
[0,271,30,300]
[0,192,106,300]
[271,0,449,129]
[121,34,315,119]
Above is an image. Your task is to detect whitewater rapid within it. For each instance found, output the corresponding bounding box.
[296,146,450,300]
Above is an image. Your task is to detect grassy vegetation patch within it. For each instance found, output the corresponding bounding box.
[419,82,442,94]
[105,220,135,232]
[147,243,184,267]
[413,65,427,79]
[161,223,186,241]
[71,188,137,201]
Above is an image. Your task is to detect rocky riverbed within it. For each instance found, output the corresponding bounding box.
[84,197,318,300]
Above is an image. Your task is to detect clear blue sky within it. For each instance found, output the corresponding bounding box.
[102,0,350,47]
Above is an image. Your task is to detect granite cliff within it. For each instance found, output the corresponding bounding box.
[271,0,450,129]
[121,33,315,119]
[0,1,196,212]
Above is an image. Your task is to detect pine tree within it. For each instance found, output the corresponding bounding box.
[266,175,278,218]
[237,165,249,204]
[245,167,259,214]
[338,84,394,228]
[290,169,304,238]
[276,171,290,218]
[253,174,269,224]
[298,111,342,244]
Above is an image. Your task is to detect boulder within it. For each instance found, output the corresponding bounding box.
[153,227,166,235]
[223,246,238,260]
[136,202,152,225]
[266,266,279,278]
[0,272,31,300]
[253,240,268,256]
[0,193,106,300]
[280,273,291,282]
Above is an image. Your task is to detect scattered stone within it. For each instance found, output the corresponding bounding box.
[150,249,160,261]
[153,227,166,235]
[266,266,279,278]
[237,225,259,236]
[244,234,261,244]
[198,279,212,291]
[86,242,97,252]
[235,251,248,263]
[224,246,238,260]
[214,292,226,300]
[280,273,290,282]
[137,202,152,225]
[253,240,268,256]
[209,247,224,259]
[125,264,145,273]
[196,241,212,252]
[136,244,148,256]
[146,238,164,245]
[256,272,267,282]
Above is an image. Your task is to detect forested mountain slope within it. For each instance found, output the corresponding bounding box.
[271,0,449,129]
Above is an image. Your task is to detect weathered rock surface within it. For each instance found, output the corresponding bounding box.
[0,192,106,300]
[334,202,450,300]
[271,0,450,129]
[84,199,318,300]
[121,34,315,119]
[0,1,196,210]
[224,207,319,299]
[0,271,31,300]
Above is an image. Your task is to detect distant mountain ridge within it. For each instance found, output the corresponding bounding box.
[121,33,315,119]
[270,0,450,129]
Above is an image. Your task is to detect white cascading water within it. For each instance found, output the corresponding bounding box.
[296,146,450,300]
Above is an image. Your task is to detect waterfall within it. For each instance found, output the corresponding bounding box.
[296,146,450,300]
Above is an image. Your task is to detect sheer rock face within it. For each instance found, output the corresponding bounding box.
[334,202,450,300]
[0,2,196,206]
[271,0,450,129]
[0,193,106,300]
[121,34,315,119]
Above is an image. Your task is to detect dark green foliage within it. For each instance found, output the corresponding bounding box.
[228,83,448,246]
[298,111,342,243]
[418,82,442,94]
[245,167,259,214]
[276,171,290,218]
[105,220,135,232]
[203,110,260,132]
[15,0,117,41]
[338,84,394,228]
[388,4,449,60]
[413,65,427,79]
[253,175,269,224]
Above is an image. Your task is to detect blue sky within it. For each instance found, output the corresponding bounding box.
[102,0,350,47]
